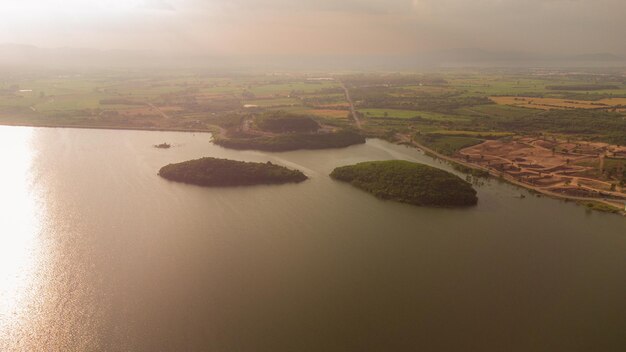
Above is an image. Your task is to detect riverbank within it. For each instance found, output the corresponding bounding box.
[1,120,622,215]
[0,121,220,134]
[398,134,625,216]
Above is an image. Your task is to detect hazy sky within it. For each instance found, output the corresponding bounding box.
[1,0,625,56]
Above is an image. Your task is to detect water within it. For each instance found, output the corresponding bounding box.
[0,126,624,351]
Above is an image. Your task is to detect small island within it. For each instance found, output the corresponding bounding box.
[330,160,478,207]
[154,142,171,149]
[159,157,308,187]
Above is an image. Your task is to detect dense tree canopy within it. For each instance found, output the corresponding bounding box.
[159,157,307,187]
[256,111,320,133]
[214,131,365,152]
[331,160,478,207]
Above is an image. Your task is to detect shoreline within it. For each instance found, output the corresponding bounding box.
[1,121,623,215]
[0,121,218,134]
[401,135,625,216]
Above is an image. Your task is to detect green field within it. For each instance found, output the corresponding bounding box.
[359,109,469,122]
[0,68,624,149]
[415,134,484,156]
[250,82,339,96]
[426,130,514,138]
[244,98,301,107]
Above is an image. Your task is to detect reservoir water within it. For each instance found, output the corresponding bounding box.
[0,126,624,351]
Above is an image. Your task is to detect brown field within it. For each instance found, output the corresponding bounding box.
[459,137,626,200]
[490,96,626,110]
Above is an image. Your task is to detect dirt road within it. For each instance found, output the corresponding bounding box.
[339,81,362,129]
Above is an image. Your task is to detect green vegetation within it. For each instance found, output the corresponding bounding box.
[1,69,624,151]
[159,157,307,187]
[256,111,320,133]
[453,164,491,178]
[603,158,626,185]
[486,109,626,145]
[359,109,467,122]
[415,134,484,156]
[581,201,621,214]
[546,84,620,91]
[214,131,365,152]
[426,130,513,138]
[243,98,299,107]
[351,87,493,114]
[330,160,478,207]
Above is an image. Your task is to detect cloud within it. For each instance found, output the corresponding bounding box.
[140,0,175,11]
[184,0,412,14]
[1,0,625,57]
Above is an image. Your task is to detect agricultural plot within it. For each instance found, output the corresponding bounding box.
[250,81,340,97]
[415,134,484,156]
[244,98,301,108]
[270,106,349,119]
[491,96,626,110]
[359,108,470,122]
[455,104,535,119]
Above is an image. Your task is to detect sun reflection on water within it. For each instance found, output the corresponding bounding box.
[0,127,43,336]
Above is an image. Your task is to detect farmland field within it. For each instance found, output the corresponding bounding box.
[359,108,469,122]
[491,96,626,110]
[0,68,624,211]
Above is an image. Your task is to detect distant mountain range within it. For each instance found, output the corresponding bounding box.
[0,44,624,70]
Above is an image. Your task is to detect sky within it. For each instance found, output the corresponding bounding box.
[0,0,625,57]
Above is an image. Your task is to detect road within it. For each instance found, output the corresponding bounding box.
[339,81,362,129]
[147,103,170,120]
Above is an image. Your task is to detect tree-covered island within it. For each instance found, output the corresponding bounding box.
[330,160,478,207]
[159,157,308,187]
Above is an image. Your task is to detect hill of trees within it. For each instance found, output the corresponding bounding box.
[159,158,307,187]
[330,160,478,207]
[214,131,365,152]
[256,111,320,133]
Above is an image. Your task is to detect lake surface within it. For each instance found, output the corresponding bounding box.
[0,126,624,351]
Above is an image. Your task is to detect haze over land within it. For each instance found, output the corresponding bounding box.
[1,0,626,68]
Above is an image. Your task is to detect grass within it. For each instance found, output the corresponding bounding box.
[455,104,534,119]
[250,82,339,96]
[1,70,623,158]
[244,98,301,107]
[359,109,469,122]
[427,130,514,138]
[580,201,622,214]
[415,134,484,156]
[451,77,555,96]
[270,107,349,119]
